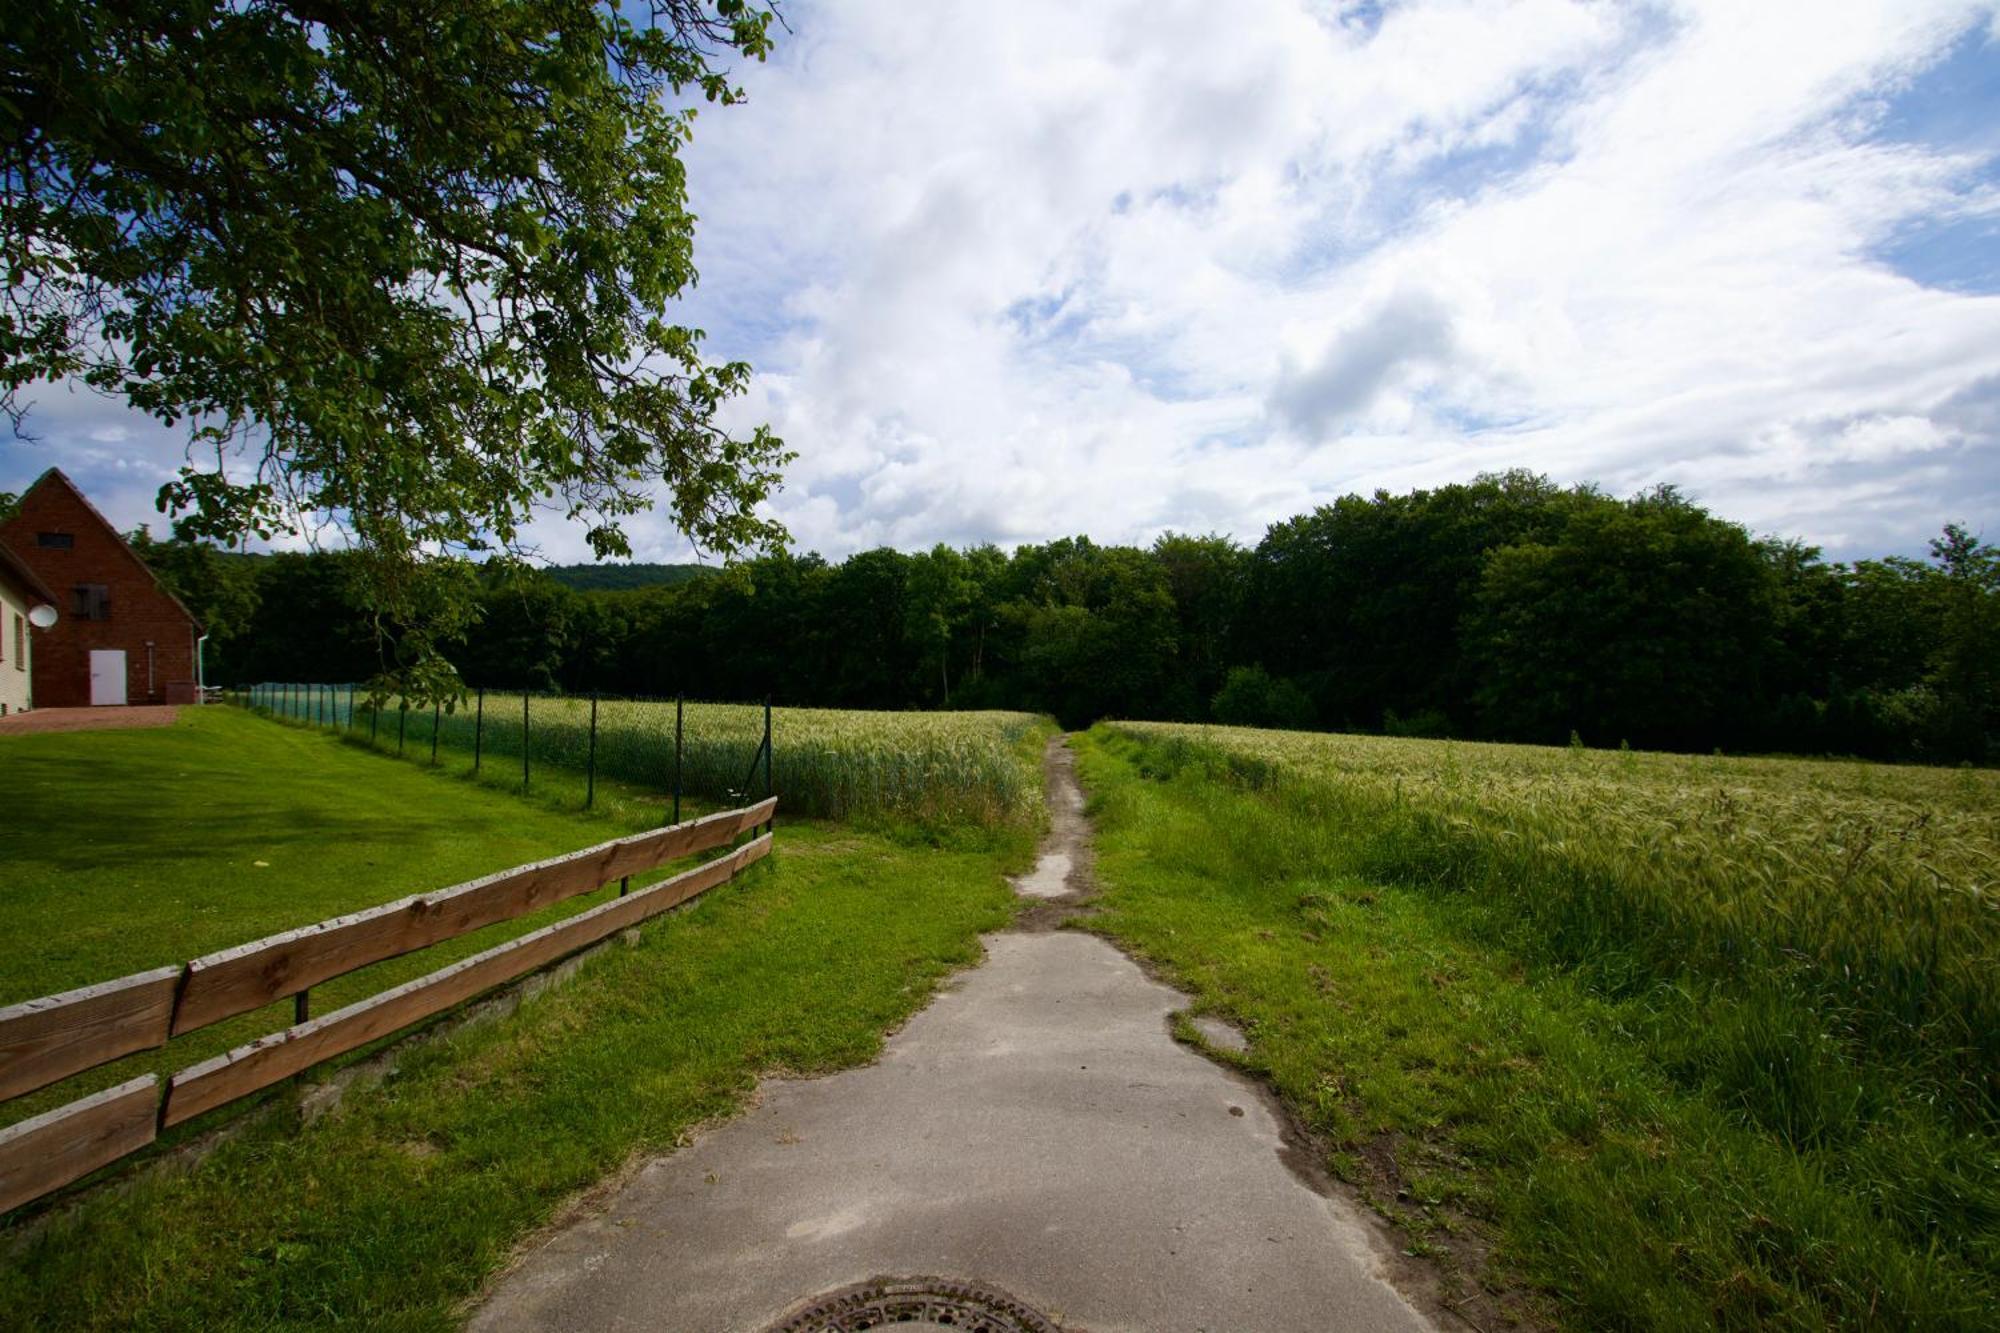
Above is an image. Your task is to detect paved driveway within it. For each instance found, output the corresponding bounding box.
[0,705,180,735]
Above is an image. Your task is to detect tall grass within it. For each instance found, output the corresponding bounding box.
[1111,722,1999,1118]
[1103,722,2000,1284]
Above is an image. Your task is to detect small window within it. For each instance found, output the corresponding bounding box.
[11,613,20,670]
[36,532,74,549]
[72,583,110,621]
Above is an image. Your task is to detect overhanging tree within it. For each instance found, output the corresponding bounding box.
[2,1,790,697]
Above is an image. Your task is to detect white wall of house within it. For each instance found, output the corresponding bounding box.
[0,576,32,715]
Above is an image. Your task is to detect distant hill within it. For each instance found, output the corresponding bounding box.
[543,562,721,592]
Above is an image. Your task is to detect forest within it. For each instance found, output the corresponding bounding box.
[134,471,1998,764]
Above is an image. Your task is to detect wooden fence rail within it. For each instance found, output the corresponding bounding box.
[0,798,777,1216]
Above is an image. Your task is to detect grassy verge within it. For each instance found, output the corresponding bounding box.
[1,719,1030,1328]
[1072,726,1997,1329]
[0,706,727,1128]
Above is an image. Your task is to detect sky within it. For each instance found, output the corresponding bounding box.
[4,0,1999,563]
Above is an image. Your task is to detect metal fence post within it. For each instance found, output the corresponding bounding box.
[474,687,485,773]
[586,692,598,810]
[673,693,684,825]
[431,700,441,764]
[398,702,407,756]
[348,682,356,731]
[764,695,774,834]
[522,690,531,791]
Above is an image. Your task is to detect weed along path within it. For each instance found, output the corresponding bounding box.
[471,738,1432,1332]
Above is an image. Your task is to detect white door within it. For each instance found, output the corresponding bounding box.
[89,650,127,706]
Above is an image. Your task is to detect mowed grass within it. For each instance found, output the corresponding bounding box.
[0,707,729,1129]
[1,710,1030,1328]
[1075,725,1999,1328]
[258,688,1052,828]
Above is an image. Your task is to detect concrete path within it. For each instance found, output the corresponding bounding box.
[471,740,1434,1332]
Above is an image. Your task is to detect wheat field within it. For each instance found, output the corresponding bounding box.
[303,689,1051,828]
[1107,721,2000,1127]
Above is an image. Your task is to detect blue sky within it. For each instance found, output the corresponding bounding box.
[5,0,1999,563]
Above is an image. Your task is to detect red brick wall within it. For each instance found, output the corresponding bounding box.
[0,478,200,708]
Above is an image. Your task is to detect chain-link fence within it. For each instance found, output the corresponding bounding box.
[235,684,770,822]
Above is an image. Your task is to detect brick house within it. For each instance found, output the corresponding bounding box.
[0,469,203,707]
[0,537,58,715]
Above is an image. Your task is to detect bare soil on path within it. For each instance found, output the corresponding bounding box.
[469,738,1435,1332]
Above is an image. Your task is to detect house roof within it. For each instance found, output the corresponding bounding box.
[0,537,57,606]
[8,468,204,631]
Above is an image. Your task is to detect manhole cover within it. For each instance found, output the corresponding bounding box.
[765,1277,1063,1332]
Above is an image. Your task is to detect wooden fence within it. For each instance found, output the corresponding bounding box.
[0,797,778,1215]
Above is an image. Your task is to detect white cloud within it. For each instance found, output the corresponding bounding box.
[1268,288,1459,437]
[657,0,2000,559]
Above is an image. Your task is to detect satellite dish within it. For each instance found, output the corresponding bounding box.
[27,604,57,629]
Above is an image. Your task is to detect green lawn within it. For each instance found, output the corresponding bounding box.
[0,706,734,1128]
[1071,727,1997,1331]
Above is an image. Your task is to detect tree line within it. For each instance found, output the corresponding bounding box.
[134,470,1999,763]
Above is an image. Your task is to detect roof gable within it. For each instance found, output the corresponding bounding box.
[3,469,203,630]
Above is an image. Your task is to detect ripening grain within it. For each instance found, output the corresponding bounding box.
[1108,721,2000,1125]
[353,694,1050,828]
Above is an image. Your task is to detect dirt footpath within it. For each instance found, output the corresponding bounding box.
[469,738,1434,1332]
